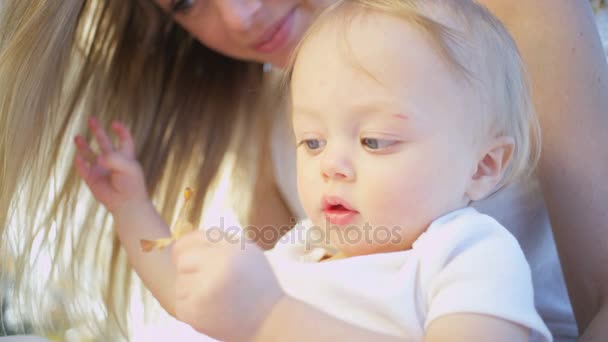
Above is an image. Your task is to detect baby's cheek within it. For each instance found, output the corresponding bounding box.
[296,164,321,220]
[364,190,429,251]
[362,175,434,240]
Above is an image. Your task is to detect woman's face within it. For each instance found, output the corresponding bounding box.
[154,0,335,67]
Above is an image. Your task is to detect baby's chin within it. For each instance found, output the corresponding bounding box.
[327,228,415,257]
[330,242,393,258]
[308,215,411,254]
[324,230,379,256]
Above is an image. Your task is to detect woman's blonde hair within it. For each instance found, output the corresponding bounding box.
[286,0,541,191]
[1,0,274,338]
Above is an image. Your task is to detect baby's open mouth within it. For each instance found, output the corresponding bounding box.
[321,196,359,225]
[328,204,348,211]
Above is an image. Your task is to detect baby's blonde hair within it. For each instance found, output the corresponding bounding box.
[287,0,540,190]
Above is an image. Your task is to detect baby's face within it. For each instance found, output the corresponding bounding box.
[291,12,482,256]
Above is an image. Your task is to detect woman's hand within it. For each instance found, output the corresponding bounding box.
[74,117,148,216]
[172,229,285,341]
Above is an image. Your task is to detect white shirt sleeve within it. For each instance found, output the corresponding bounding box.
[417,209,552,342]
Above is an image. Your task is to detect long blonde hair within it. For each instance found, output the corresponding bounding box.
[1,0,273,338]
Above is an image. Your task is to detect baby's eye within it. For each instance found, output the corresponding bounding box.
[305,139,325,150]
[171,0,195,14]
[361,138,397,151]
[298,139,326,153]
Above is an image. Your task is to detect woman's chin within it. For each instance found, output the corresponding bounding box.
[259,48,292,70]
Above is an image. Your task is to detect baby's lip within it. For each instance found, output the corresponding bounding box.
[321,195,357,212]
[321,195,359,226]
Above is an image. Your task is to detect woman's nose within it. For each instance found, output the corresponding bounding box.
[216,0,263,32]
[320,149,355,182]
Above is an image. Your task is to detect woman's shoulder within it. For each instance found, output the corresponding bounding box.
[477,0,591,18]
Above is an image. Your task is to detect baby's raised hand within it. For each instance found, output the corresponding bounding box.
[74,117,148,216]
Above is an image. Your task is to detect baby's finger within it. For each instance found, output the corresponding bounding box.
[98,151,139,175]
[74,154,91,179]
[173,222,195,240]
[111,121,136,158]
[74,135,97,163]
[75,152,111,183]
[172,231,211,264]
[88,117,114,154]
[175,273,198,303]
[174,245,208,274]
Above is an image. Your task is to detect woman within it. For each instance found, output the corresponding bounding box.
[0,0,606,340]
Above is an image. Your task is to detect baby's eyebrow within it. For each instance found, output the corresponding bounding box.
[392,113,409,121]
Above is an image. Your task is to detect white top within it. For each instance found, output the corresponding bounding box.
[266,208,552,341]
[270,114,577,340]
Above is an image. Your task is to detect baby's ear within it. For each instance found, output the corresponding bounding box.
[466,136,514,201]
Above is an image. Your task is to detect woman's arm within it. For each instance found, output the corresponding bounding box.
[479,0,608,337]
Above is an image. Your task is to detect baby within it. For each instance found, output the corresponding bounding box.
[264,0,551,340]
[74,0,551,340]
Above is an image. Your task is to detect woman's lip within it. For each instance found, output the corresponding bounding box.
[253,8,296,53]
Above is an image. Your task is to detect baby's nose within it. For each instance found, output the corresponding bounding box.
[320,151,355,181]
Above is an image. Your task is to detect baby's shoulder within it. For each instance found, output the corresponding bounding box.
[412,208,527,271]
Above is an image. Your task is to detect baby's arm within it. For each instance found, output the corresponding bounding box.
[425,314,528,341]
[255,299,527,342]
[74,117,177,316]
[254,296,404,342]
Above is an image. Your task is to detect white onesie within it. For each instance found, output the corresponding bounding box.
[265,207,553,341]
